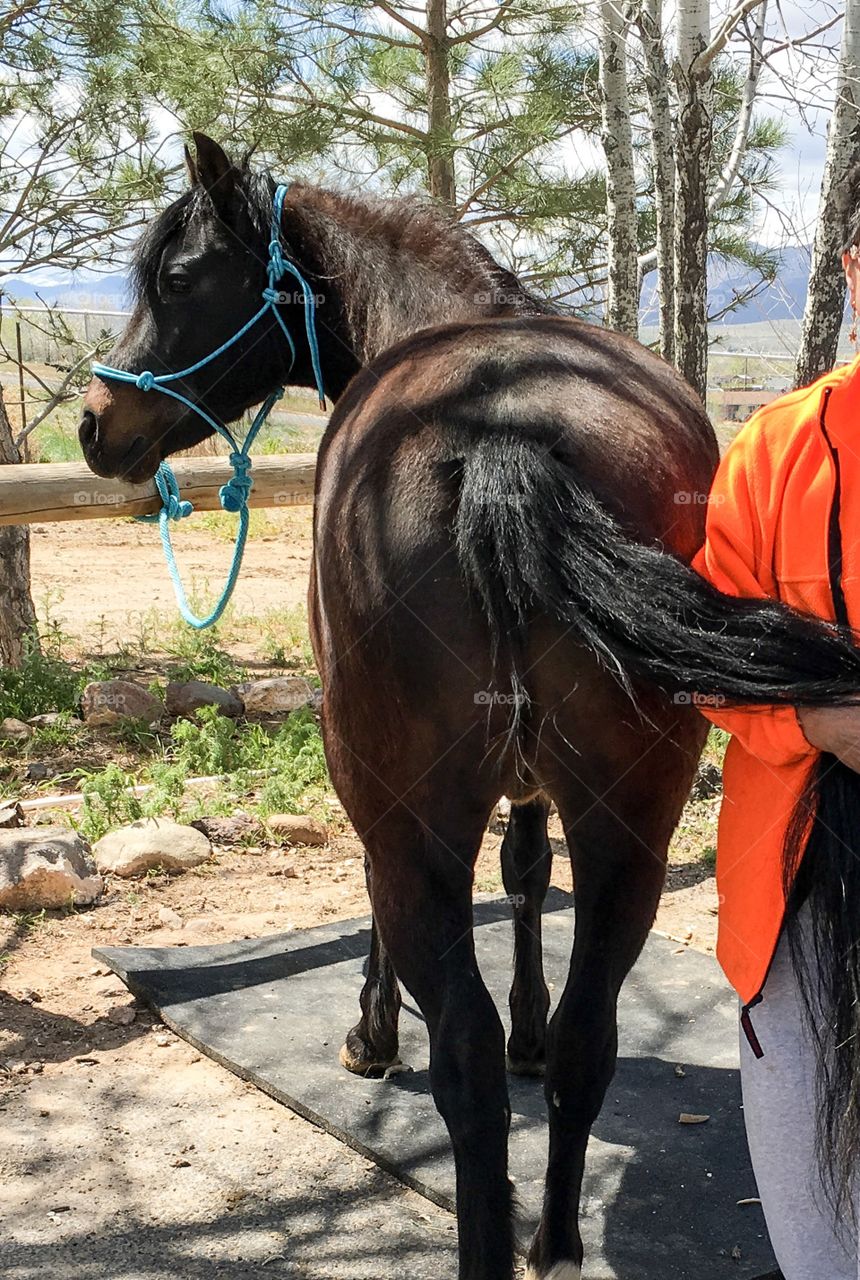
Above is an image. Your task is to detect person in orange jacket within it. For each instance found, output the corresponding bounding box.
[693,237,860,1279]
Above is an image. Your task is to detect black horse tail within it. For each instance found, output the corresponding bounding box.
[455,433,860,1221]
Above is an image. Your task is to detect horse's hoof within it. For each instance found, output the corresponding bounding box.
[506,1052,546,1077]
[339,1038,400,1078]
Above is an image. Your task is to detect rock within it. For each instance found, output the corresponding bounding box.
[0,828,103,910]
[93,819,212,878]
[27,713,83,729]
[81,680,163,728]
[25,762,53,781]
[0,802,24,829]
[190,814,261,845]
[107,1005,136,1026]
[690,760,722,801]
[266,814,328,846]
[0,717,32,740]
[157,905,183,929]
[165,680,243,720]
[233,676,313,716]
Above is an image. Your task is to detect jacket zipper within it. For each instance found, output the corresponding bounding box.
[740,386,845,1061]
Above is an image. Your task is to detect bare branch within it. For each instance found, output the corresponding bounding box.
[693,0,768,73]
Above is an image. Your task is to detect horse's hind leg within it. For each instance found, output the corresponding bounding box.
[340,857,402,1076]
[358,801,515,1280]
[501,796,552,1075]
[526,792,670,1280]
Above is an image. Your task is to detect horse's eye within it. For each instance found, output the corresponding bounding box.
[165,272,191,295]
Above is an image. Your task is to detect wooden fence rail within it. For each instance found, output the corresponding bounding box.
[0,454,317,525]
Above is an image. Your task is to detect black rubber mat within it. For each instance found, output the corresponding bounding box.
[95,890,776,1279]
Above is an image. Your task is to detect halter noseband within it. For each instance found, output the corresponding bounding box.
[91,182,325,629]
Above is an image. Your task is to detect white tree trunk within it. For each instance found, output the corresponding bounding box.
[638,0,676,360]
[673,0,712,400]
[795,0,860,388]
[709,1,766,212]
[599,0,639,335]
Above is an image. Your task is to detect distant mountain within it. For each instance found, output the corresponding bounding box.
[640,244,824,327]
[1,272,130,311]
[0,244,836,334]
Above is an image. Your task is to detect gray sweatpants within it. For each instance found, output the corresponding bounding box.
[740,922,859,1279]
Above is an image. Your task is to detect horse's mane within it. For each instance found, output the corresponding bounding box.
[130,164,552,341]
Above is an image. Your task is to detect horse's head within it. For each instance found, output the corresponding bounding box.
[80,134,307,483]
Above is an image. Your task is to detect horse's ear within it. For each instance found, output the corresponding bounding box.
[192,132,237,211]
[184,143,198,187]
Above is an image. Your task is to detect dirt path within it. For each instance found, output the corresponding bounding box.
[29,510,314,649]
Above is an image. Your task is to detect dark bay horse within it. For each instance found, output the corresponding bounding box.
[81,135,860,1280]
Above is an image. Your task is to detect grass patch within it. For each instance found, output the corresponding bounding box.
[161,627,247,687]
[0,638,86,722]
[70,705,330,841]
[196,509,282,542]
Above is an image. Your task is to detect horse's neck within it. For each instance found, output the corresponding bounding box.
[295,189,534,370]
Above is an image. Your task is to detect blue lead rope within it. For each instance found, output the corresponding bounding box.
[92,182,325,630]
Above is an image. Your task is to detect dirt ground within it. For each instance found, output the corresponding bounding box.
[1,516,721,1279]
[28,508,314,643]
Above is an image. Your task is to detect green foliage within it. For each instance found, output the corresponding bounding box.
[259,604,316,672]
[170,705,248,776]
[1,3,172,426]
[28,713,83,753]
[0,637,85,722]
[74,762,145,842]
[255,708,329,817]
[71,704,330,840]
[8,908,48,931]
[162,628,246,687]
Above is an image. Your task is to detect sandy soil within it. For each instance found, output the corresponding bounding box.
[28,509,314,648]
[0,516,721,1278]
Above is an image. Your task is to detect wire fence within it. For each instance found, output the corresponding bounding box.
[0,303,819,452]
[0,303,129,366]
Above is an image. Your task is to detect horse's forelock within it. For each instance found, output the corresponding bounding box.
[129,169,273,300]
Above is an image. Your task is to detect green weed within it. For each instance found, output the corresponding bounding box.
[163,628,246,687]
[73,763,145,842]
[0,637,85,721]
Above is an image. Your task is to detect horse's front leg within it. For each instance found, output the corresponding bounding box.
[340,856,402,1076]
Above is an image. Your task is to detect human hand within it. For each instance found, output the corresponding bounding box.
[798,706,860,772]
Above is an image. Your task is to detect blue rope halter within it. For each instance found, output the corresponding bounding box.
[91,183,325,629]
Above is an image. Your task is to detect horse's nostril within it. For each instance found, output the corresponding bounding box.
[79,409,99,450]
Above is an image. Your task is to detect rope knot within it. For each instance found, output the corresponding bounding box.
[261,286,280,304]
[164,494,194,521]
[219,452,253,513]
[135,371,156,392]
[146,462,194,523]
[268,239,285,280]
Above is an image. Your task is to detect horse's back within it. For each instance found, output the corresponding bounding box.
[315,314,717,563]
